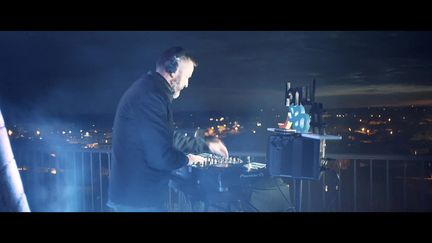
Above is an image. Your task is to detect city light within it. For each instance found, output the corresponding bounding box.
[8,129,13,136]
[86,143,98,148]
[217,125,226,133]
[256,122,262,127]
[36,130,41,135]
[50,168,57,175]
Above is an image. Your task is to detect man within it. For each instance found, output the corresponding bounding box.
[107,47,228,212]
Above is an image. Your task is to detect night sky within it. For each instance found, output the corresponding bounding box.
[1,31,432,120]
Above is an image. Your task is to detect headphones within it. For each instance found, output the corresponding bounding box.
[164,47,186,75]
[165,55,180,75]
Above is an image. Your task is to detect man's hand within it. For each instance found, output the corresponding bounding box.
[206,138,229,158]
[187,153,206,166]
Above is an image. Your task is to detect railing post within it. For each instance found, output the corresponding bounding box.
[38,151,42,191]
[403,161,407,211]
[107,152,111,175]
[90,152,94,212]
[292,179,297,212]
[353,159,357,212]
[337,160,341,211]
[307,180,311,211]
[55,151,60,210]
[369,160,373,211]
[386,160,390,211]
[299,179,303,212]
[322,171,326,211]
[99,152,103,212]
[81,152,85,211]
[73,151,78,211]
[422,161,428,211]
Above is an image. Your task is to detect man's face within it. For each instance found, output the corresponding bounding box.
[172,60,194,99]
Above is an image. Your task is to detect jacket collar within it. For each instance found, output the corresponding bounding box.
[146,71,175,102]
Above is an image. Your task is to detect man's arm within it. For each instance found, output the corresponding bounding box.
[173,131,210,154]
[174,131,229,158]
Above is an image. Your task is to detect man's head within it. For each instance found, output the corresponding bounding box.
[156,47,197,99]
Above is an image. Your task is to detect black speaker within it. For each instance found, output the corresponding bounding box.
[267,133,321,180]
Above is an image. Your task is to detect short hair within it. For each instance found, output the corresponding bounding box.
[156,46,197,71]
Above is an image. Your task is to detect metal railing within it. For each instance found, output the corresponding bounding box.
[12,148,432,212]
[14,148,112,212]
[325,153,432,212]
[235,152,432,212]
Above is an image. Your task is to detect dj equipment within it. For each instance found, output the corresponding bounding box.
[169,153,269,211]
[172,153,267,192]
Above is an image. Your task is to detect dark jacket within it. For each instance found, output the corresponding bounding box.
[108,71,208,208]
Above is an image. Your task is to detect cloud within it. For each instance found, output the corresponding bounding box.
[2,31,432,114]
[317,84,432,97]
